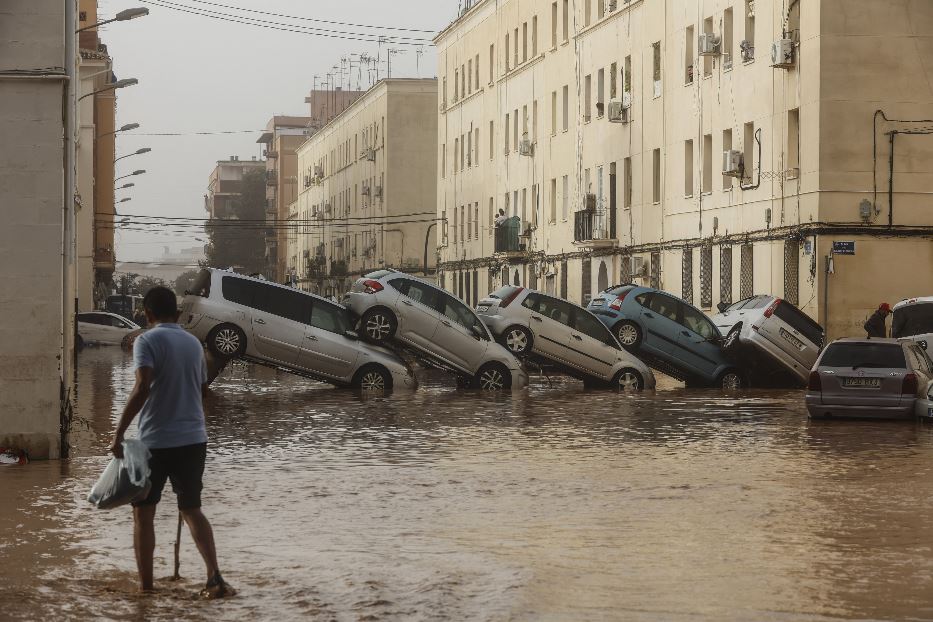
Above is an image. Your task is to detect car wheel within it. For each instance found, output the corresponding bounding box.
[614,321,642,353]
[353,365,393,392]
[475,362,513,391]
[361,309,397,344]
[724,325,742,351]
[501,325,533,355]
[613,368,645,392]
[719,370,744,390]
[207,324,247,359]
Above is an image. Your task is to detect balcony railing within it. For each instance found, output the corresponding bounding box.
[574,210,611,243]
[494,216,523,253]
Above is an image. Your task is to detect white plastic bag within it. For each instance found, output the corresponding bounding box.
[87,439,152,509]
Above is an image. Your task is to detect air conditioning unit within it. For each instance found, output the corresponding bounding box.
[722,150,743,177]
[608,0,618,11]
[607,100,631,123]
[622,91,632,108]
[313,164,323,178]
[584,193,597,211]
[771,38,795,68]
[747,0,755,17]
[698,33,721,56]
[740,40,755,62]
[363,147,376,162]
[631,256,648,278]
[519,137,534,156]
[361,184,371,196]
[374,185,383,199]
[303,175,311,188]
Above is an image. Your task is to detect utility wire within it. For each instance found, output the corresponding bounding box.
[108,211,438,223]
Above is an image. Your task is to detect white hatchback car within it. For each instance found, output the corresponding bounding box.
[892,297,933,357]
[476,286,656,391]
[180,269,415,392]
[77,311,140,347]
[345,270,528,390]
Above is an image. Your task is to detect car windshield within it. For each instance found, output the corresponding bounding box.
[820,343,906,369]
[892,303,933,338]
[488,286,522,300]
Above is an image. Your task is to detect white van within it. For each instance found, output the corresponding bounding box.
[892,297,933,356]
[180,269,415,391]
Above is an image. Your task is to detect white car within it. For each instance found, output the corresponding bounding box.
[345,270,528,391]
[710,295,824,387]
[892,297,933,357]
[476,286,656,391]
[77,311,140,347]
[179,269,416,392]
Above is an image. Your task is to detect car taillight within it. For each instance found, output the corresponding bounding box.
[362,279,384,294]
[902,373,918,394]
[609,291,629,311]
[807,371,822,392]
[763,298,782,318]
[499,287,525,308]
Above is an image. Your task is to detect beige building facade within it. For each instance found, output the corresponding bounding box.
[436,0,933,339]
[205,156,265,219]
[289,79,438,296]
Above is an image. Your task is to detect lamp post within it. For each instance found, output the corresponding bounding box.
[118,198,132,204]
[115,169,146,182]
[115,147,151,163]
[117,183,135,190]
[76,8,149,32]
[79,77,138,101]
[99,123,139,139]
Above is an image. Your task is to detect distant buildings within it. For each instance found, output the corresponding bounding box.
[204,156,265,220]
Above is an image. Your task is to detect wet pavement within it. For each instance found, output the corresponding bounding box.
[4,348,933,620]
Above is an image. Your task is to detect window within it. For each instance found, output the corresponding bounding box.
[550,178,557,223]
[310,300,350,334]
[394,278,439,310]
[596,68,605,117]
[504,113,510,153]
[489,44,495,83]
[682,249,694,303]
[702,133,713,193]
[461,64,466,97]
[598,0,605,18]
[893,305,933,339]
[475,127,480,164]
[257,283,313,325]
[513,107,519,150]
[439,292,486,337]
[584,74,592,121]
[684,139,694,197]
[652,42,662,96]
[562,0,569,41]
[521,187,527,223]
[222,276,257,307]
[551,90,558,135]
[740,244,754,299]
[522,104,529,136]
[723,7,734,69]
[488,198,494,237]
[466,205,472,240]
[452,206,458,243]
[562,85,569,131]
[514,27,519,67]
[454,137,459,171]
[610,62,617,98]
[467,60,472,94]
[585,0,592,27]
[745,0,756,57]
[648,293,679,322]
[723,129,734,190]
[700,245,712,308]
[624,55,632,96]
[538,294,573,324]
[682,304,716,339]
[474,203,479,238]
[475,54,480,89]
[562,174,569,219]
[623,157,632,208]
[572,307,615,346]
[505,33,510,71]
[489,120,494,159]
[533,100,538,141]
[784,239,799,305]
[460,205,465,241]
[703,17,714,77]
[787,108,800,176]
[522,22,528,62]
[685,25,695,84]
[551,2,558,48]
[466,131,472,167]
[532,16,538,55]
[652,148,662,203]
[720,246,733,305]
[821,343,904,369]
[744,122,756,178]
[454,68,459,101]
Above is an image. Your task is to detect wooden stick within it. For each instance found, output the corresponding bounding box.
[172,511,182,580]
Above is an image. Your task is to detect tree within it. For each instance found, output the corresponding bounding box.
[204,168,266,275]
[174,270,200,296]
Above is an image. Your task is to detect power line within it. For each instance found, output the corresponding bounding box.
[109,211,438,223]
[131,129,266,136]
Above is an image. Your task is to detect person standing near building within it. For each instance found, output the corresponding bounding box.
[109,286,232,598]
[864,303,891,338]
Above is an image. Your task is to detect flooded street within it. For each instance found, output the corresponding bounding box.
[4,348,933,621]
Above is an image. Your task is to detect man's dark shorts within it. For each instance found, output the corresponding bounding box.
[132,443,207,510]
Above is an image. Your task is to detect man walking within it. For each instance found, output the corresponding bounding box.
[109,286,232,598]
[864,302,891,338]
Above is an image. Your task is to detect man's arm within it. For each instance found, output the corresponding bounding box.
[109,367,153,458]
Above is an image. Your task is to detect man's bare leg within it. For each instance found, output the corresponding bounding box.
[180,508,219,580]
[133,505,157,591]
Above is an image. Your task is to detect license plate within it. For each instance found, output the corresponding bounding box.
[780,327,804,350]
[591,299,604,307]
[842,377,881,388]
[477,305,490,313]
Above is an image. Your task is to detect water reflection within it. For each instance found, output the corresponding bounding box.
[2,348,933,620]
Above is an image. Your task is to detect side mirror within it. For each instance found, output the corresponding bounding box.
[717,302,729,313]
[344,330,359,341]
[470,324,486,340]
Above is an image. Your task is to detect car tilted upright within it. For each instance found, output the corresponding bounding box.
[587,285,743,388]
[476,286,655,391]
[345,270,528,390]
[892,297,933,357]
[180,269,415,392]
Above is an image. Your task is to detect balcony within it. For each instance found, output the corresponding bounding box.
[494,216,525,257]
[266,169,277,186]
[93,248,115,269]
[573,210,617,248]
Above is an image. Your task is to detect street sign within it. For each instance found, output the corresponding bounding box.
[832,241,855,255]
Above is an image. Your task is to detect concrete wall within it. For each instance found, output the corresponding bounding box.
[0,0,70,459]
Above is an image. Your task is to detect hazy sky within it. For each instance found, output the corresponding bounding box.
[97,0,458,264]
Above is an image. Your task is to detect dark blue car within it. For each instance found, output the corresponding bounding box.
[587,285,743,388]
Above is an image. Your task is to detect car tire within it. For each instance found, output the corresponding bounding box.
[360,308,397,344]
[475,362,513,391]
[501,325,533,355]
[613,368,645,392]
[614,320,643,353]
[353,364,393,393]
[719,369,745,390]
[207,323,247,359]
[723,325,742,351]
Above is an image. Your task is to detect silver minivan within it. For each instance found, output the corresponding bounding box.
[476,286,656,391]
[180,269,416,391]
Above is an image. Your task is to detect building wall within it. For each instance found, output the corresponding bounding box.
[436,0,933,339]
[291,79,438,296]
[93,89,116,294]
[0,0,70,458]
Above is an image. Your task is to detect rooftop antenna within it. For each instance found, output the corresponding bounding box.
[415,46,424,77]
[387,48,401,78]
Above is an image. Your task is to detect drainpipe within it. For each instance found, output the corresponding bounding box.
[823,248,834,336]
[63,0,78,456]
[423,222,436,276]
[888,131,896,227]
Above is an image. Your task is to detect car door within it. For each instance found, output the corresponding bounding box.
[433,291,490,373]
[248,282,307,365]
[297,299,361,380]
[103,315,133,344]
[637,292,682,358]
[675,303,725,382]
[566,307,617,380]
[527,294,577,363]
[907,344,933,401]
[391,278,442,351]
[77,313,103,343]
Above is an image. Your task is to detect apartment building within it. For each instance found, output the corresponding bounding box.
[204,156,265,219]
[436,0,933,338]
[257,116,312,282]
[289,79,438,296]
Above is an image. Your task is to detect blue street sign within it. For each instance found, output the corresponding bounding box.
[832,241,855,255]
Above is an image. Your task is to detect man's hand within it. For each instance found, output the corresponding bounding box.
[109,434,125,459]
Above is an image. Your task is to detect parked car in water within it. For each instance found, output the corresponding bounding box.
[345,270,528,390]
[806,338,933,420]
[476,286,655,391]
[892,297,933,357]
[709,295,824,387]
[587,285,743,388]
[180,269,415,392]
[77,311,140,347]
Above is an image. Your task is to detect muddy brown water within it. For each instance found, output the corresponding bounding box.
[4,348,933,621]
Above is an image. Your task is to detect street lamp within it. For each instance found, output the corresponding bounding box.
[78,77,138,101]
[118,183,135,190]
[99,122,139,139]
[115,147,151,163]
[115,169,146,182]
[76,8,149,32]
[119,198,132,203]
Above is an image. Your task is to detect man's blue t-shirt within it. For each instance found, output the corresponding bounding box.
[132,323,208,449]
